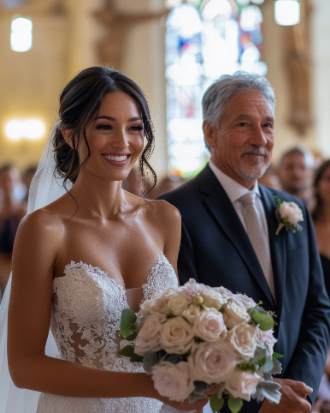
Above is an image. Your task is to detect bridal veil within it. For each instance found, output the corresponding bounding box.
[0,124,71,413]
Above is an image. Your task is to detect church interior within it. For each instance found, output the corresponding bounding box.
[0,0,329,289]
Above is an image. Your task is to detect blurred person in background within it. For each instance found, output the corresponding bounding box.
[277,147,314,208]
[23,165,38,197]
[312,159,330,298]
[258,164,282,190]
[0,164,26,299]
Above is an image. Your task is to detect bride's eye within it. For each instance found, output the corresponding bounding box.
[131,125,143,132]
[96,124,112,130]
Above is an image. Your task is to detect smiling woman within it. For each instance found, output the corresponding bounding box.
[0,67,208,413]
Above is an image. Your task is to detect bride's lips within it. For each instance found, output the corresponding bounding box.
[102,153,131,166]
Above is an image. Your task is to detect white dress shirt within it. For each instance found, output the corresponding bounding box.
[209,161,275,298]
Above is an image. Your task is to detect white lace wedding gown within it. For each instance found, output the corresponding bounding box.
[36,253,178,413]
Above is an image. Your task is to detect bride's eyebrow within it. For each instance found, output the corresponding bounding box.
[94,115,142,122]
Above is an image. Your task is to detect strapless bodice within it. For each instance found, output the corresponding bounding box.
[51,252,178,372]
[37,253,178,413]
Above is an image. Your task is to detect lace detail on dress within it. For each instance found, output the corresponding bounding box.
[142,253,178,302]
[51,254,178,374]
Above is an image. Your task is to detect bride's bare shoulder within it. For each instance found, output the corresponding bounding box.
[144,199,181,228]
[17,196,72,241]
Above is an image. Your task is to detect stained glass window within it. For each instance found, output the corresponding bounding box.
[165,0,266,178]
[2,0,27,8]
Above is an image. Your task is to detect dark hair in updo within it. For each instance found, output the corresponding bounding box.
[53,66,157,195]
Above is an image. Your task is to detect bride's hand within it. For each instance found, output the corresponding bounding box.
[157,395,209,412]
[157,384,219,412]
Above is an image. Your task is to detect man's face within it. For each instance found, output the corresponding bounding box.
[204,89,275,189]
[278,152,312,194]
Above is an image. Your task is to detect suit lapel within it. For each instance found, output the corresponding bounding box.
[198,166,275,307]
[259,186,287,321]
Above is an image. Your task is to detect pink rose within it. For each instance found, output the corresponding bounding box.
[189,341,237,384]
[223,300,251,329]
[181,280,204,300]
[193,309,227,341]
[134,313,166,356]
[227,323,257,359]
[256,328,277,357]
[152,361,195,402]
[160,316,194,354]
[226,369,261,401]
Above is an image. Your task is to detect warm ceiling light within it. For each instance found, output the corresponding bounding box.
[10,17,33,52]
[274,0,300,26]
[4,119,46,141]
[5,120,23,141]
[24,119,45,140]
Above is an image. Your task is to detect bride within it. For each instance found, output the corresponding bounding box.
[0,67,209,413]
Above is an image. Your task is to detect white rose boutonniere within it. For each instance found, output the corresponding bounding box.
[274,195,304,235]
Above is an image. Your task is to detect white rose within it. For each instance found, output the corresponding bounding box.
[160,316,194,354]
[213,286,235,301]
[182,304,201,324]
[223,300,251,329]
[227,323,257,359]
[140,288,177,316]
[189,341,237,384]
[167,293,190,316]
[193,309,227,341]
[200,288,226,310]
[152,361,195,402]
[278,201,303,224]
[233,294,257,310]
[134,313,166,356]
[226,369,261,401]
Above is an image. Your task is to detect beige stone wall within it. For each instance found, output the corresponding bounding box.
[0,0,103,171]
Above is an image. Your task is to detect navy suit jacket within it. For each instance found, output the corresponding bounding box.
[159,164,330,412]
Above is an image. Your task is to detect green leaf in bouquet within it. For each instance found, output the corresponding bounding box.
[261,356,273,372]
[228,395,243,413]
[272,352,284,359]
[251,311,266,324]
[251,348,266,365]
[120,309,137,339]
[258,316,274,331]
[237,360,256,373]
[210,393,224,412]
[118,345,144,362]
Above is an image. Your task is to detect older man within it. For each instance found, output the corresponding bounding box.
[159,72,330,413]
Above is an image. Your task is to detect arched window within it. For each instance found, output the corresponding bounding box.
[165,0,266,178]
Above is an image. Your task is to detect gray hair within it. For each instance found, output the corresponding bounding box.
[279,146,315,169]
[202,71,276,128]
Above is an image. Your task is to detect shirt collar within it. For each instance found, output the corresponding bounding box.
[209,160,260,203]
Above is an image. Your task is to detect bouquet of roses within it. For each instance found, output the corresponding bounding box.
[119,279,282,413]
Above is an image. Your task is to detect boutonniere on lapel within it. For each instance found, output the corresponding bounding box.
[274,195,304,235]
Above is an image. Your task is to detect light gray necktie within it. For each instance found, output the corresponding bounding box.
[239,192,275,300]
